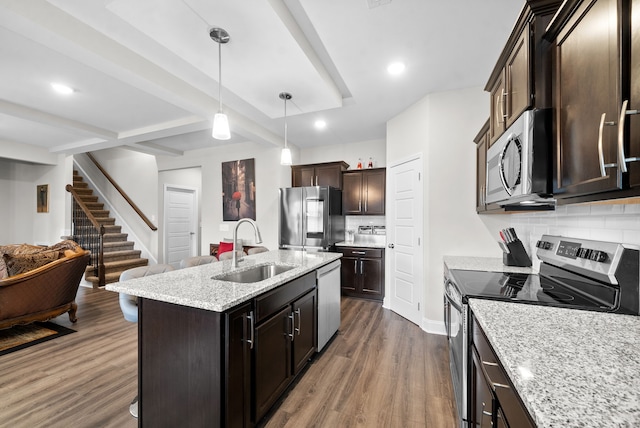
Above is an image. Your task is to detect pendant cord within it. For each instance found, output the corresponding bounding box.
[284,97,288,149]
[218,42,223,112]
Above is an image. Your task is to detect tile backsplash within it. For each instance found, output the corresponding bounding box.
[508,203,640,270]
[345,215,385,237]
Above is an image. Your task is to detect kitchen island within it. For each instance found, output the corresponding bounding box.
[469,299,640,427]
[106,250,341,428]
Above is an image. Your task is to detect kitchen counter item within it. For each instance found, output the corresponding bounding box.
[470,298,640,427]
[106,250,341,312]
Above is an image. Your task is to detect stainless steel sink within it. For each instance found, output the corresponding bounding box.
[213,263,295,283]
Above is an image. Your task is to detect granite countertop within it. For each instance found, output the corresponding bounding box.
[105,250,341,312]
[469,299,640,427]
[443,255,535,274]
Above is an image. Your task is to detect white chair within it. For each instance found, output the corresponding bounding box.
[247,246,268,255]
[118,264,174,418]
[179,255,218,269]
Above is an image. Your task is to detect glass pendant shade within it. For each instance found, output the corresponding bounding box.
[280,147,292,165]
[212,112,230,140]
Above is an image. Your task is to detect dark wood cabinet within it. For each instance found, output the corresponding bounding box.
[138,298,239,427]
[291,161,349,189]
[485,1,560,145]
[253,272,316,421]
[470,314,535,428]
[337,247,384,301]
[342,168,386,215]
[547,0,640,202]
[474,120,490,212]
[225,303,253,428]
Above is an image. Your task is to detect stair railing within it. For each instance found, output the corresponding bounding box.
[86,152,157,231]
[66,184,106,287]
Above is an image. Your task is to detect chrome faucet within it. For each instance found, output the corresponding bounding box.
[232,218,263,268]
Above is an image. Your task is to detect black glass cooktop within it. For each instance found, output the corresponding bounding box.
[448,267,619,312]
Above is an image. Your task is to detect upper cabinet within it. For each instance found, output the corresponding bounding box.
[342,168,386,215]
[291,161,349,189]
[486,0,561,146]
[474,120,490,213]
[547,0,640,202]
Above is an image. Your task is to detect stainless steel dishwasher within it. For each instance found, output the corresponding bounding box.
[316,260,341,351]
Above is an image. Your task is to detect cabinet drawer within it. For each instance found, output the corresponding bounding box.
[254,272,316,324]
[338,247,382,258]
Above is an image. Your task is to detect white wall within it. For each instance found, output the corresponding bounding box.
[387,86,502,332]
[156,143,291,256]
[0,155,72,245]
[298,139,386,169]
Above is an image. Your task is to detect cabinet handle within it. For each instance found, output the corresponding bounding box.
[351,251,366,255]
[618,100,640,172]
[354,259,358,274]
[360,260,363,275]
[315,176,318,186]
[247,311,255,350]
[501,89,507,123]
[481,401,492,426]
[493,382,510,389]
[295,308,301,335]
[288,312,295,341]
[310,176,313,186]
[482,360,499,367]
[598,112,617,177]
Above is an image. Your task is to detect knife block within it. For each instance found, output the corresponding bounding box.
[503,240,532,267]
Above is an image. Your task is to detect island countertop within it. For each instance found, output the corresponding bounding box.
[105,250,341,312]
[469,299,640,427]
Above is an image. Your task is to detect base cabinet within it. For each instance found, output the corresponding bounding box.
[469,314,535,428]
[139,271,318,428]
[337,247,384,301]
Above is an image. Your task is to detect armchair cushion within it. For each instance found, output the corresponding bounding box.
[3,251,59,277]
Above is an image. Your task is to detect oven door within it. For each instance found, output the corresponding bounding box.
[444,278,467,426]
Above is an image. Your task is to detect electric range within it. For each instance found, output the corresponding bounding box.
[444,234,640,427]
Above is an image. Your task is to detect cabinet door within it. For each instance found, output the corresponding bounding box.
[489,71,506,145]
[505,27,530,127]
[340,255,358,294]
[316,164,343,188]
[342,172,363,214]
[363,169,386,215]
[470,348,494,428]
[291,290,317,375]
[476,137,487,212]
[291,166,315,187]
[360,257,384,299]
[630,0,640,188]
[225,303,253,428]
[254,306,293,421]
[554,0,621,197]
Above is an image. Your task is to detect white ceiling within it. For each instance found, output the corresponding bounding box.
[0,0,524,157]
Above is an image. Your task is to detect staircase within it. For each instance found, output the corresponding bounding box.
[72,171,148,286]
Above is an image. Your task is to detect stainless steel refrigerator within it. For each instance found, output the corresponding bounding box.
[279,186,344,250]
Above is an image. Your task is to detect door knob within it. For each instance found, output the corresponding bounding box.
[388,243,394,249]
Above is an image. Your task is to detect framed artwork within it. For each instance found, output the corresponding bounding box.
[222,158,256,221]
[37,184,49,213]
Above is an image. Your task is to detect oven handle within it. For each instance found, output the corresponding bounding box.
[444,282,462,312]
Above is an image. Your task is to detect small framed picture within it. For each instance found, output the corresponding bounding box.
[37,184,49,213]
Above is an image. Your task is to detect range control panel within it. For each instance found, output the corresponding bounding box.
[536,235,634,284]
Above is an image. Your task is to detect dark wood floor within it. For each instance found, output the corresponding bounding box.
[0,287,456,428]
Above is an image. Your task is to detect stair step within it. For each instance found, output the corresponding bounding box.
[74,224,121,234]
[79,195,98,203]
[73,188,93,196]
[103,241,135,252]
[102,249,142,262]
[73,181,89,189]
[95,217,116,226]
[91,210,111,217]
[85,272,129,286]
[85,258,148,276]
[84,202,104,210]
[103,233,128,242]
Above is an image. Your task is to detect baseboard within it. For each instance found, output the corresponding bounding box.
[422,318,446,336]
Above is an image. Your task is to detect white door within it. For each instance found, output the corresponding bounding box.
[164,185,197,269]
[387,156,423,325]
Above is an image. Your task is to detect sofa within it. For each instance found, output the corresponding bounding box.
[0,241,90,330]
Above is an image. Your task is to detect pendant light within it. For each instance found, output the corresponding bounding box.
[210,28,231,140]
[279,92,292,165]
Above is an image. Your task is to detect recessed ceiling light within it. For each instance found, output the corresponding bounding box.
[314,120,326,130]
[51,82,74,95]
[387,62,406,76]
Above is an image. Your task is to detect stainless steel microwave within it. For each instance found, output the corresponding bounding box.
[486,109,554,206]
